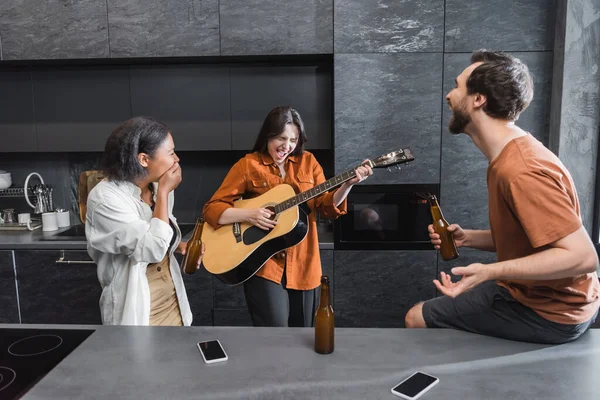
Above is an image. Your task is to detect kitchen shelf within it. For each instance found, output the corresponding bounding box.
[0,187,35,198]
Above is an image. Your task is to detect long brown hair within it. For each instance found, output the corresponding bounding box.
[252,106,308,156]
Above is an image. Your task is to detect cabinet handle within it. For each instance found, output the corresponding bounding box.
[55,250,95,264]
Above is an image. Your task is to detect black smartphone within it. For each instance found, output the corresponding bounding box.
[391,371,439,399]
[197,340,228,364]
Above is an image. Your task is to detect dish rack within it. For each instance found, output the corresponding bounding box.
[0,218,42,231]
[0,187,37,201]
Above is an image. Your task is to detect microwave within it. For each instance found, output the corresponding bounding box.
[334,184,439,250]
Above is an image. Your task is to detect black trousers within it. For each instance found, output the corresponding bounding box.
[243,273,318,327]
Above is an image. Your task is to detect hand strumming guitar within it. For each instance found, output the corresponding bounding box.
[245,208,277,230]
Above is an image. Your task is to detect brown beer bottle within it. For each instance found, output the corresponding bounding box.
[315,275,334,354]
[428,195,459,261]
[182,217,205,275]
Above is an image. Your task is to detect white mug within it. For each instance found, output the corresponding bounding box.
[18,213,31,224]
[42,212,58,232]
[56,210,70,228]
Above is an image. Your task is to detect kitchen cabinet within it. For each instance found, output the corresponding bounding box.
[129,65,231,150]
[0,250,19,323]
[220,0,332,55]
[0,70,37,152]
[15,250,102,325]
[334,250,437,327]
[230,66,332,150]
[33,68,131,152]
[178,254,213,326]
[0,0,109,60]
[106,0,219,58]
[334,53,442,184]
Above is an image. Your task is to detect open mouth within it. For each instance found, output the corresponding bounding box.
[276,149,287,159]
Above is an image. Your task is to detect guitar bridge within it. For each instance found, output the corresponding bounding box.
[233,222,242,243]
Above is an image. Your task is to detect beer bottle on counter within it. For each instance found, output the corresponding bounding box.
[428,195,459,261]
[182,216,205,275]
[315,275,334,354]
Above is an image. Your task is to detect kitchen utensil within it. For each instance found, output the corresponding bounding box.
[2,209,16,224]
[24,172,45,210]
[78,170,104,224]
[56,210,70,228]
[0,171,12,189]
[34,185,47,215]
[42,212,58,232]
[18,213,31,224]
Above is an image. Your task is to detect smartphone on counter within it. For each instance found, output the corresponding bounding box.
[391,371,439,399]
[197,339,228,364]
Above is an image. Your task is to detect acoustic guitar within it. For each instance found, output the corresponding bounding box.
[201,148,415,285]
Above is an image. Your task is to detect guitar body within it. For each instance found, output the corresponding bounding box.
[201,183,309,285]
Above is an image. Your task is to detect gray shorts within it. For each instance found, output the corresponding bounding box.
[422,281,598,344]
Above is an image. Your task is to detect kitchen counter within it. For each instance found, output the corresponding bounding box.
[0,223,334,250]
[3,324,598,399]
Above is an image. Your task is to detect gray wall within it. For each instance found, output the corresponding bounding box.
[549,0,600,235]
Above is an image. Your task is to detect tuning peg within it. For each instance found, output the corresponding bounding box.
[387,167,392,173]
[395,165,401,170]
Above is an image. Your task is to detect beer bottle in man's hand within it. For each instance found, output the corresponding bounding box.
[428,195,459,261]
[315,276,334,354]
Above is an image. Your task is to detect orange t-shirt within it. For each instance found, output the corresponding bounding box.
[202,151,346,290]
[488,134,600,324]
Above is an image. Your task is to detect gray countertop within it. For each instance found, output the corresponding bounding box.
[0,223,334,250]
[3,324,598,400]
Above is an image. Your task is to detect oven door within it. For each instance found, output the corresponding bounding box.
[334,184,438,250]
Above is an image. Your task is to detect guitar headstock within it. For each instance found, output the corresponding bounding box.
[368,148,415,169]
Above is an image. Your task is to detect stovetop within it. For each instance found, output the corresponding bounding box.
[0,328,94,399]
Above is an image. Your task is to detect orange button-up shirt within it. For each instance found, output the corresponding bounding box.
[202,151,346,290]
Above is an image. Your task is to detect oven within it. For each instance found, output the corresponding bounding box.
[334,184,439,250]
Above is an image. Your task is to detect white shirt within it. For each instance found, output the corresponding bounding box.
[85,180,192,326]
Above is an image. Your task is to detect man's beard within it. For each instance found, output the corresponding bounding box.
[448,105,470,134]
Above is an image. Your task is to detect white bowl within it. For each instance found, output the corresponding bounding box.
[0,174,11,189]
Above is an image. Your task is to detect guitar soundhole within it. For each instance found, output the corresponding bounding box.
[243,226,271,245]
[243,205,277,245]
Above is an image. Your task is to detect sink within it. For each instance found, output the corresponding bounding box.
[40,223,196,241]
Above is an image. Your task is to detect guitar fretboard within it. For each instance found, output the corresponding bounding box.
[273,169,358,214]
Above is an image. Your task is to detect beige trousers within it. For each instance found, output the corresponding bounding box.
[147,255,183,326]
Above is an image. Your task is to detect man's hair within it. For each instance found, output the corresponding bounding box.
[467,50,534,121]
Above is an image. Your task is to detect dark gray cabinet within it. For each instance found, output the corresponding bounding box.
[33,68,131,152]
[334,0,444,53]
[220,0,333,55]
[107,0,220,58]
[230,66,332,150]
[334,250,437,328]
[15,250,102,325]
[334,53,443,184]
[178,254,213,326]
[0,1,109,60]
[444,0,556,52]
[0,251,19,323]
[129,66,231,150]
[0,70,37,152]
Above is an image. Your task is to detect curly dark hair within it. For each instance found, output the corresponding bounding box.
[467,50,534,121]
[102,116,170,182]
[252,106,308,156]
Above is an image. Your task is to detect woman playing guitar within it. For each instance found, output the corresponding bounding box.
[203,106,372,327]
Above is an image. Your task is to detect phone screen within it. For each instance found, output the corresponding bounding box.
[197,340,226,361]
[392,372,438,397]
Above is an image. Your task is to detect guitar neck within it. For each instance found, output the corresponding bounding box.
[274,162,371,214]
